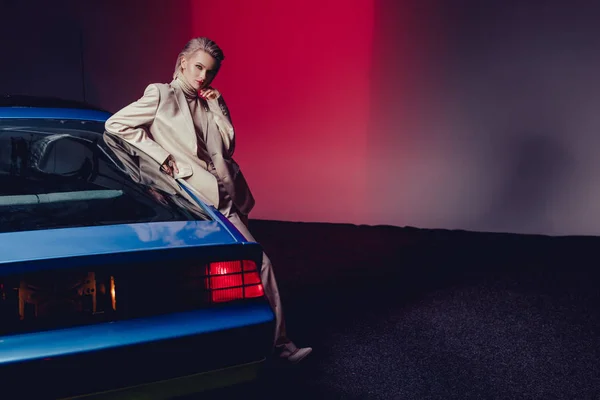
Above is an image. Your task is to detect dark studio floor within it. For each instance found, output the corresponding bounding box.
[206,220,600,399]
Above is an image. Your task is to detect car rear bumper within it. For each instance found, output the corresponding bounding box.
[0,302,275,398]
[60,358,265,400]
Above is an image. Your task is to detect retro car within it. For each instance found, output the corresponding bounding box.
[0,95,275,399]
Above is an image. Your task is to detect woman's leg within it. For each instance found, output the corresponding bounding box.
[226,212,289,346]
[226,212,312,362]
[209,164,311,362]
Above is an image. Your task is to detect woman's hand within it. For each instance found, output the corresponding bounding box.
[199,87,220,100]
[160,155,179,177]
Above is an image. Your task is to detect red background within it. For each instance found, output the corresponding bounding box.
[189,0,374,223]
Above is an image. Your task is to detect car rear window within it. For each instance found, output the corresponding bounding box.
[0,118,211,234]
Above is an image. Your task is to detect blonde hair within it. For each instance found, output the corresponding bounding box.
[173,37,225,79]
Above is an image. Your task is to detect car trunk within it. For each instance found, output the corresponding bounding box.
[0,220,266,337]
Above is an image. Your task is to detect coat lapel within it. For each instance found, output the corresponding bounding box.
[198,98,210,143]
[204,107,223,159]
[170,81,223,160]
[172,85,197,143]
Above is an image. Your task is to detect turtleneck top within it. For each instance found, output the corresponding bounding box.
[172,75,212,166]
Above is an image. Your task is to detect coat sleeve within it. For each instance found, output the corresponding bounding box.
[105,84,171,166]
[207,95,236,157]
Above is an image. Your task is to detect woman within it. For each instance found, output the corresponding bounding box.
[105,37,311,363]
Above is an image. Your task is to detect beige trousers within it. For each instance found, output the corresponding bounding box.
[207,164,293,352]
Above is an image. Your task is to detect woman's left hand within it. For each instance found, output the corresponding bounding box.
[199,87,220,100]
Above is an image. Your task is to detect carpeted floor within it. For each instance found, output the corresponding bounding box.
[223,220,600,399]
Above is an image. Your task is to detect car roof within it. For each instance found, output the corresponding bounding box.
[0,95,112,122]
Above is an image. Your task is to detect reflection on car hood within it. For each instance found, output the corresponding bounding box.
[0,220,238,266]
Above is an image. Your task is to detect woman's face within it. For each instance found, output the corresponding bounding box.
[180,50,219,91]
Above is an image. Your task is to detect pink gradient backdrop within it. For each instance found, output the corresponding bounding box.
[189,0,374,223]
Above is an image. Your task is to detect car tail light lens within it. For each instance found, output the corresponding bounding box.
[205,260,264,303]
[211,288,244,303]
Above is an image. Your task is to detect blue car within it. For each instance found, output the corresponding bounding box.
[0,96,275,399]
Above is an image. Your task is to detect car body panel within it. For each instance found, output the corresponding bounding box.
[0,220,241,274]
[178,180,250,243]
[0,303,273,365]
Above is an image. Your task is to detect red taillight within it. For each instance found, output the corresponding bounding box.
[243,260,256,271]
[211,288,244,303]
[244,272,262,285]
[205,260,264,303]
[208,274,243,289]
[244,284,264,298]
[208,261,242,275]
